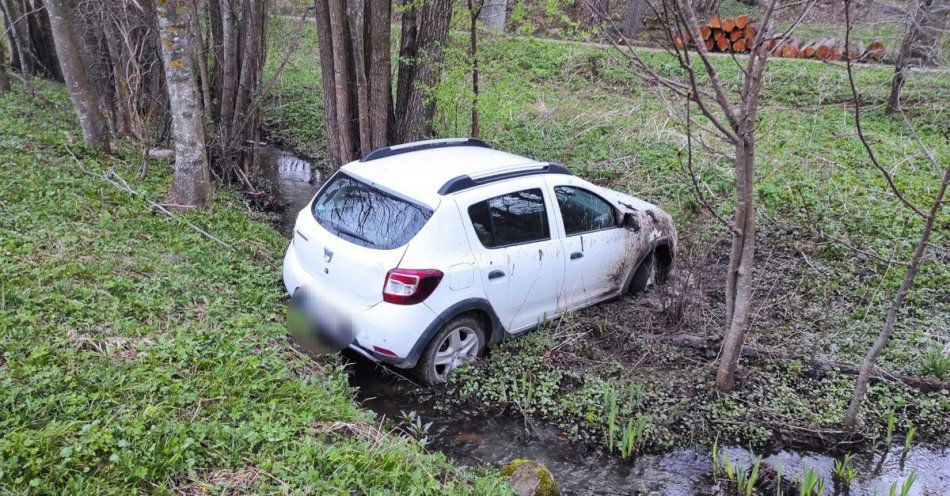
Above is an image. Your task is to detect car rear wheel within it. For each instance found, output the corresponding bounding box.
[414,315,485,385]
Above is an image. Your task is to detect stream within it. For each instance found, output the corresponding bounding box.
[265,148,950,495]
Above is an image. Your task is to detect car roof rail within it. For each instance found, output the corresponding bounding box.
[437,162,572,195]
[360,137,491,162]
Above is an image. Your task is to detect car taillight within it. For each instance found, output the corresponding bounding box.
[383,269,443,305]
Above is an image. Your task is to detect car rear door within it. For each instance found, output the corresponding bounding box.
[545,177,627,309]
[454,179,566,332]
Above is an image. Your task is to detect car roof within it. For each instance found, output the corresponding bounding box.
[339,139,553,208]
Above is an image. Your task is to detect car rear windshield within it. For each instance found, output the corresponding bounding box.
[311,173,432,250]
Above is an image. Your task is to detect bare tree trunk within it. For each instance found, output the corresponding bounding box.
[327,0,355,161]
[622,0,648,38]
[367,0,391,150]
[394,0,454,142]
[842,167,949,429]
[0,41,10,92]
[190,0,213,117]
[480,0,507,31]
[347,0,371,157]
[1,0,36,75]
[886,0,949,113]
[313,0,342,166]
[315,0,391,166]
[45,0,110,150]
[468,0,482,137]
[155,0,211,209]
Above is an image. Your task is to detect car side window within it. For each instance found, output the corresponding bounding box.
[467,188,551,248]
[554,186,617,235]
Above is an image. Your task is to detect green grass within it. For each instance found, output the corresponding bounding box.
[0,82,509,494]
[262,14,948,455]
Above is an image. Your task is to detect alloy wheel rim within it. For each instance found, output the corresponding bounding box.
[432,326,478,381]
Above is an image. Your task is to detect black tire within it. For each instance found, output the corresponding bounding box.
[413,315,486,385]
[627,252,655,294]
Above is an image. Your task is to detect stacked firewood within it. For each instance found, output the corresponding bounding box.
[674,15,887,62]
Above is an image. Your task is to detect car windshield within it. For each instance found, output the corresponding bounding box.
[311,173,432,250]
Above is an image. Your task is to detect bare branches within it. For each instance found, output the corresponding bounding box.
[842,0,928,219]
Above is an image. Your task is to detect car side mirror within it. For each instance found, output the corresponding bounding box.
[622,212,640,232]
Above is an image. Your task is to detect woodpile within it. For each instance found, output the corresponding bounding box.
[679,15,887,63]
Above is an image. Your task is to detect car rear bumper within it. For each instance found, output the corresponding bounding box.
[283,242,437,368]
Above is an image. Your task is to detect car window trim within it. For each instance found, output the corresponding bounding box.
[553,185,621,237]
[467,187,553,250]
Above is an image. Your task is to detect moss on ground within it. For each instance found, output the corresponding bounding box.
[0,82,510,494]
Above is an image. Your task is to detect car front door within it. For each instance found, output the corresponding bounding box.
[454,180,566,333]
[546,177,626,310]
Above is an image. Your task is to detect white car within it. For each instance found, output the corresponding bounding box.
[284,138,676,384]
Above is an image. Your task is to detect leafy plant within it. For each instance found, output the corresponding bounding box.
[902,426,917,461]
[833,453,857,487]
[799,468,825,496]
[888,470,918,496]
[399,410,433,448]
[920,350,950,380]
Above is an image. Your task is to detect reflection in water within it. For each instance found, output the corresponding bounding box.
[261,147,322,237]
[269,148,950,496]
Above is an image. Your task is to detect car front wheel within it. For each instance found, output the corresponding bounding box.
[414,315,485,385]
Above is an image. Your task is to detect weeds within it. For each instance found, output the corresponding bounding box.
[799,468,825,496]
[833,453,857,488]
[920,350,950,380]
[888,471,918,496]
[399,410,433,448]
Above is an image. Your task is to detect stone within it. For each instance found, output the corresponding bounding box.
[500,459,560,496]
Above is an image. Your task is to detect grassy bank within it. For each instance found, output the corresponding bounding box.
[263,15,948,458]
[0,82,509,494]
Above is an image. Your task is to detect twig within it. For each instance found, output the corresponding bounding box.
[65,145,233,250]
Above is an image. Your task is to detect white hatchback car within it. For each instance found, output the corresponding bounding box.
[284,138,676,384]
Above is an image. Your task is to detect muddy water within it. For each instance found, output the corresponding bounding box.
[269,149,950,495]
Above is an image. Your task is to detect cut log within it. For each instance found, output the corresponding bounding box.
[735,14,750,30]
[780,38,802,58]
[722,17,736,32]
[864,40,885,61]
[814,38,835,60]
[730,29,743,42]
[699,25,712,40]
[673,35,685,50]
[716,34,730,52]
[708,15,721,29]
[704,38,714,50]
[801,41,820,58]
[733,39,747,52]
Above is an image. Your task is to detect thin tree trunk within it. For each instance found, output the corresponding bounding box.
[480,0,507,31]
[394,0,454,142]
[622,0,648,38]
[844,168,950,430]
[1,0,35,75]
[45,0,110,150]
[886,0,949,113]
[842,166,949,429]
[347,0,371,157]
[367,0,390,150]
[190,0,213,117]
[468,0,481,137]
[155,0,212,209]
[327,0,355,162]
[313,0,342,166]
[0,41,10,91]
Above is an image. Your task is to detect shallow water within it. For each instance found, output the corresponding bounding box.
[271,149,950,496]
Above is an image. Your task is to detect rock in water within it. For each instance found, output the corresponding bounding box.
[500,459,560,496]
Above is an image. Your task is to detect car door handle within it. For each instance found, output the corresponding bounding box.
[488,270,505,280]
[570,252,583,260]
